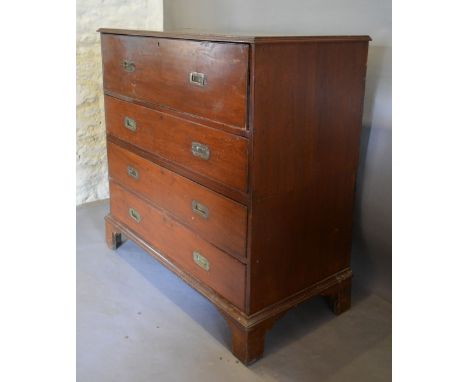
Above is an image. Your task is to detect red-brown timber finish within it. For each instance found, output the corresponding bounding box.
[101,33,249,129]
[100,28,370,365]
[247,41,369,313]
[104,95,248,192]
[107,142,247,259]
[109,181,246,309]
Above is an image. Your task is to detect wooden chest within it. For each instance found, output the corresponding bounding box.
[100,29,370,364]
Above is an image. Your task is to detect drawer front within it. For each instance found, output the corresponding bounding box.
[108,142,247,259]
[105,96,248,192]
[101,34,249,129]
[109,181,246,309]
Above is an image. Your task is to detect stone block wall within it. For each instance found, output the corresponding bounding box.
[76,0,163,204]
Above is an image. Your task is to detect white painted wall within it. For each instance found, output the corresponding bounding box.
[164,0,392,300]
[76,0,163,204]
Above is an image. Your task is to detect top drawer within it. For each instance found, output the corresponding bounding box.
[101,34,249,129]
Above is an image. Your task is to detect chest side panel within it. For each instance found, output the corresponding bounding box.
[247,41,369,314]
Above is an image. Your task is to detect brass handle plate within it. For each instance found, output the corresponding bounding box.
[122,59,135,72]
[189,71,207,87]
[191,200,209,219]
[128,208,141,223]
[124,116,136,132]
[127,165,139,180]
[191,142,210,160]
[193,251,210,271]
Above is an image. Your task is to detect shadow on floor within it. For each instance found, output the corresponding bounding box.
[115,237,390,379]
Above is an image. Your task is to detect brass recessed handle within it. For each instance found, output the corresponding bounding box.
[122,59,135,72]
[128,208,141,223]
[193,251,210,271]
[192,200,209,219]
[189,71,207,87]
[191,142,210,160]
[124,116,136,132]
[127,165,139,180]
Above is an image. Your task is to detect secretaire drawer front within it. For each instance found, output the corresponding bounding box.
[101,34,249,129]
[105,96,248,192]
[109,181,246,309]
[107,142,247,258]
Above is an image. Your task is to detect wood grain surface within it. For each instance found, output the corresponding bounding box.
[107,142,247,259]
[105,95,248,192]
[109,181,246,309]
[247,41,369,313]
[101,34,249,128]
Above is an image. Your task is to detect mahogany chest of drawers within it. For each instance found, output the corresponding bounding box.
[100,29,370,364]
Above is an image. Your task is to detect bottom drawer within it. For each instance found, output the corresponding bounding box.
[109,181,246,309]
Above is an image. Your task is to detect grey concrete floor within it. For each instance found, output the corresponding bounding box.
[77,200,391,382]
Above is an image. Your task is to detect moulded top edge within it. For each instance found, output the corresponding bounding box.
[97,28,372,44]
